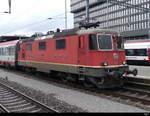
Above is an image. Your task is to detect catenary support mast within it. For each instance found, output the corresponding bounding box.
[85,0,90,23]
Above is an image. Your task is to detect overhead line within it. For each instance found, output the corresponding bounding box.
[1,11,71,35]
[109,0,150,12]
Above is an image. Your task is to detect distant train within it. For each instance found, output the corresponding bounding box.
[0,28,137,89]
[124,39,150,64]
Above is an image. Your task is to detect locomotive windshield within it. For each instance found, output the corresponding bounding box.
[97,35,112,50]
[89,34,112,50]
[89,34,98,50]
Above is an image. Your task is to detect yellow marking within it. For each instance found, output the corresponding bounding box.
[18,60,126,69]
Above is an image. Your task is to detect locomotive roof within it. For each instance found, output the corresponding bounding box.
[54,28,120,37]
[77,28,119,35]
[21,28,120,42]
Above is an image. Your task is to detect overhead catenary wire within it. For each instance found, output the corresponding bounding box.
[108,0,150,12]
[5,0,149,36]
[1,11,71,35]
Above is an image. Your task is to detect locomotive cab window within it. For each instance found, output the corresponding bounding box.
[26,44,32,51]
[56,39,66,50]
[89,34,98,50]
[39,42,46,50]
[97,35,112,50]
[116,36,124,49]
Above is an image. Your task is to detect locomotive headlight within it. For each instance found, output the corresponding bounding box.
[102,62,108,66]
[123,61,127,65]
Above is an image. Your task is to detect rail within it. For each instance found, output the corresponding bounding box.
[0,81,58,113]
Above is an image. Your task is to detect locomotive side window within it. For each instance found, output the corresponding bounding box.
[98,35,112,50]
[89,34,98,50]
[56,39,66,50]
[26,44,32,51]
[39,42,46,50]
[116,36,124,49]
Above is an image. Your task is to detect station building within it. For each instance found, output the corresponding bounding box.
[71,0,150,41]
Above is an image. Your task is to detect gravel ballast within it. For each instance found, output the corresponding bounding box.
[0,68,147,112]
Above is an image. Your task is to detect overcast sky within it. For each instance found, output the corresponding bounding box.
[0,0,74,36]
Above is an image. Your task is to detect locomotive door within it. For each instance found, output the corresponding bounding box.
[78,35,87,65]
[113,36,120,65]
[113,51,120,65]
[22,45,26,60]
[22,49,25,60]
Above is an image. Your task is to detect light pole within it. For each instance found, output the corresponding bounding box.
[0,0,11,14]
[65,0,67,29]
[8,0,11,14]
[106,0,109,29]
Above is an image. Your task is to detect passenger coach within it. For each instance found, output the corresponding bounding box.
[0,40,19,67]
[124,40,150,64]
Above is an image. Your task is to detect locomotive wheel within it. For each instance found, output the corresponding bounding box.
[61,76,68,83]
[60,73,68,83]
[83,82,93,88]
[88,77,106,89]
[83,77,94,88]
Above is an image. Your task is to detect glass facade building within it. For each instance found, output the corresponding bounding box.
[71,0,150,40]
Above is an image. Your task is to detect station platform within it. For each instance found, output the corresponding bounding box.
[127,65,150,84]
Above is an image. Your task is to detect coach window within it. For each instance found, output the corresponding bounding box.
[26,43,32,51]
[1,48,4,55]
[8,47,11,56]
[11,46,15,55]
[56,39,66,50]
[5,47,8,56]
[39,42,46,50]
[0,48,1,55]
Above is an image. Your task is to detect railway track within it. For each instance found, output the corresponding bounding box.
[105,79,150,110]
[1,67,150,111]
[0,81,58,113]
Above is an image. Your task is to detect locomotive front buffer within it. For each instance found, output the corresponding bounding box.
[84,66,138,89]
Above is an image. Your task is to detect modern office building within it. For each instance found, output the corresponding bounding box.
[71,0,150,40]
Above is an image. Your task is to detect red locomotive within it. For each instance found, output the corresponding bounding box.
[15,28,137,89]
[0,28,137,89]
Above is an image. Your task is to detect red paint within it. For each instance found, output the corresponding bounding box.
[18,33,125,67]
[148,49,150,62]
